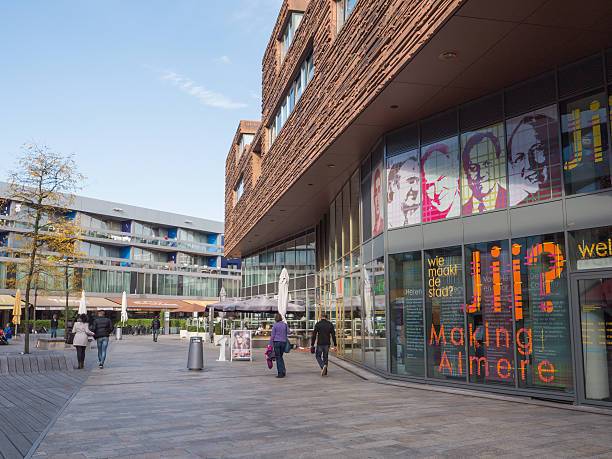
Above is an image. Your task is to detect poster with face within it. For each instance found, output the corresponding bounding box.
[371,160,384,237]
[507,105,562,206]
[421,138,461,222]
[461,123,507,215]
[230,330,252,360]
[387,150,420,228]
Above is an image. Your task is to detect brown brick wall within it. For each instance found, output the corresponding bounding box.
[225,0,464,257]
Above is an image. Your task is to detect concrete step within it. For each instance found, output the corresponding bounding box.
[0,353,74,375]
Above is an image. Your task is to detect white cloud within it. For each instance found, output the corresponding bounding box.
[216,55,232,65]
[160,70,247,109]
[249,90,260,100]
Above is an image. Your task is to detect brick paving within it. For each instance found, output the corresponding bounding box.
[31,336,612,458]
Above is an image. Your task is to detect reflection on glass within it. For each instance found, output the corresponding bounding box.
[425,246,465,381]
[465,240,514,385]
[561,91,611,195]
[350,270,363,362]
[361,175,372,241]
[421,138,461,222]
[371,161,384,237]
[578,277,612,401]
[513,233,573,392]
[461,123,508,214]
[387,150,420,228]
[507,105,562,206]
[373,257,386,371]
[389,251,424,376]
[362,263,376,368]
[569,225,612,271]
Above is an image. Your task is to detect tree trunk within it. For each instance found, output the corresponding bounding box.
[64,262,70,336]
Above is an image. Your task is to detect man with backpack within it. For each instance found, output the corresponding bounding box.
[310,313,337,376]
[152,314,161,342]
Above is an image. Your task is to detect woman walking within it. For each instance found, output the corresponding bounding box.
[270,313,290,378]
[72,314,94,369]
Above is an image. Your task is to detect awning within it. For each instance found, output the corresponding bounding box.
[106,298,192,311]
[34,296,118,310]
[0,294,30,309]
[184,300,217,307]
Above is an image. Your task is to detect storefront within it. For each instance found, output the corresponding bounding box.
[315,50,612,407]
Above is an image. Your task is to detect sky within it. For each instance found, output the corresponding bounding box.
[0,0,282,222]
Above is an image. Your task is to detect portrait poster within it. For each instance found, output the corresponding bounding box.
[507,105,562,206]
[371,160,384,237]
[230,330,252,361]
[421,137,461,222]
[386,149,420,228]
[461,123,507,215]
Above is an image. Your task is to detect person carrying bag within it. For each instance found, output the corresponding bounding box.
[269,313,290,378]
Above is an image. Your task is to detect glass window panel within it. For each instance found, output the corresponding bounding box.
[329,201,336,262]
[465,240,514,386]
[373,256,386,371]
[569,225,612,270]
[561,91,611,194]
[342,181,350,255]
[371,159,384,237]
[507,105,562,206]
[421,137,461,222]
[512,232,573,392]
[362,263,376,368]
[335,194,342,258]
[461,122,508,214]
[361,173,372,242]
[387,149,420,228]
[578,277,612,401]
[425,246,465,381]
[389,251,424,376]
[350,170,360,249]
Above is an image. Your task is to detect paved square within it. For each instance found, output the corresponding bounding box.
[32,336,612,458]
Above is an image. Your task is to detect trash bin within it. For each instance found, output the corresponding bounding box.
[187,336,204,370]
[116,326,122,340]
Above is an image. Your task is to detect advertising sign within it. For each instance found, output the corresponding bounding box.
[230,330,252,361]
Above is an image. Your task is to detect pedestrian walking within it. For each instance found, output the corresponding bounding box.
[270,313,290,378]
[50,314,59,338]
[72,314,94,369]
[3,323,12,342]
[93,310,113,369]
[311,313,337,376]
[152,314,161,342]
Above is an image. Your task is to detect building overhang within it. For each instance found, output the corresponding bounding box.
[229,0,612,258]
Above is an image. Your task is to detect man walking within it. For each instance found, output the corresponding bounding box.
[152,314,161,342]
[310,313,337,376]
[93,311,113,369]
[50,314,59,338]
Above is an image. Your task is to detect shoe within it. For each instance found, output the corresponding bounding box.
[276,374,285,378]
[99,364,103,369]
[322,364,327,376]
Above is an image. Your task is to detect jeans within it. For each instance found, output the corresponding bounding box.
[75,345,86,366]
[153,329,159,342]
[50,328,57,338]
[97,336,109,365]
[316,345,330,369]
[273,341,286,376]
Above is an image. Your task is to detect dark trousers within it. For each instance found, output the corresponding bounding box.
[316,345,330,369]
[273,341,286,376]
[75,345,86,366]
[50,328,57,338]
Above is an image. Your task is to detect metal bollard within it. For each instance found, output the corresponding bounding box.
[187,336,204,370]
[116,327,122,340]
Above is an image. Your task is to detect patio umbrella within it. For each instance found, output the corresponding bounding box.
[173,303,207,313]
[277,268,289,321]
[12,289,21,333]
[120,291,128,325]
[78,290,87,315]
[233,296,304,313]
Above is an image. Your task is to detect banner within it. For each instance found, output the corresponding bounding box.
[230,330,252,361]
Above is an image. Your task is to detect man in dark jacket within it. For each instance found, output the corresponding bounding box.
[93,311,113,369]
[310,313,337,376]
[50,314,59,338]
[152,315,161,342]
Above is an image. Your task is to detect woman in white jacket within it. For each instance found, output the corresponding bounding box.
[72,314,94,369]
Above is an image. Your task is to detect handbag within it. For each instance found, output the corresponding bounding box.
[283,322,291,353]
[65,332,75,345]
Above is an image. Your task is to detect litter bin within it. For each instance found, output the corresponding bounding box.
[116,326,122,340]
[187,336,203,370]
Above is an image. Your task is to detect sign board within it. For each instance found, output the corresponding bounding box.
[230,330,252,361]
[164,311,170,320]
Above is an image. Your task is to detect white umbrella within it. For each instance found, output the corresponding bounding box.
[277,267,289,321]
[78,290,87,315]
[120,291,128,324]
[362,265,374,334]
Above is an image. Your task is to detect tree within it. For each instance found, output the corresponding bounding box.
[2,144,83,353]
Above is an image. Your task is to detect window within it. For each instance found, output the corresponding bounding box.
[269,51,315,145]
[235,177,244,203]
[279,12,303,63]
[337,0,357,31]
[238,134,254,159]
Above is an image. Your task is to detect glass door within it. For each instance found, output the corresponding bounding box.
[575,273,612,406]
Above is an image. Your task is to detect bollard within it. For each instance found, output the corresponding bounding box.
[216,336,227,361]
[116,326,122,340]
[187,336,204,370]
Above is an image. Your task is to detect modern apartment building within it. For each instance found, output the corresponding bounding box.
[0,182,241,320]
[225,0,612,408]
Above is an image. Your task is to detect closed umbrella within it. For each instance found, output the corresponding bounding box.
[78,290,87,315]
[12,289,21,334]
[120,291,128,324]
[277,268,289,321]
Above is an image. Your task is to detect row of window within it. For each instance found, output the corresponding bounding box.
[279,12,303,63]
